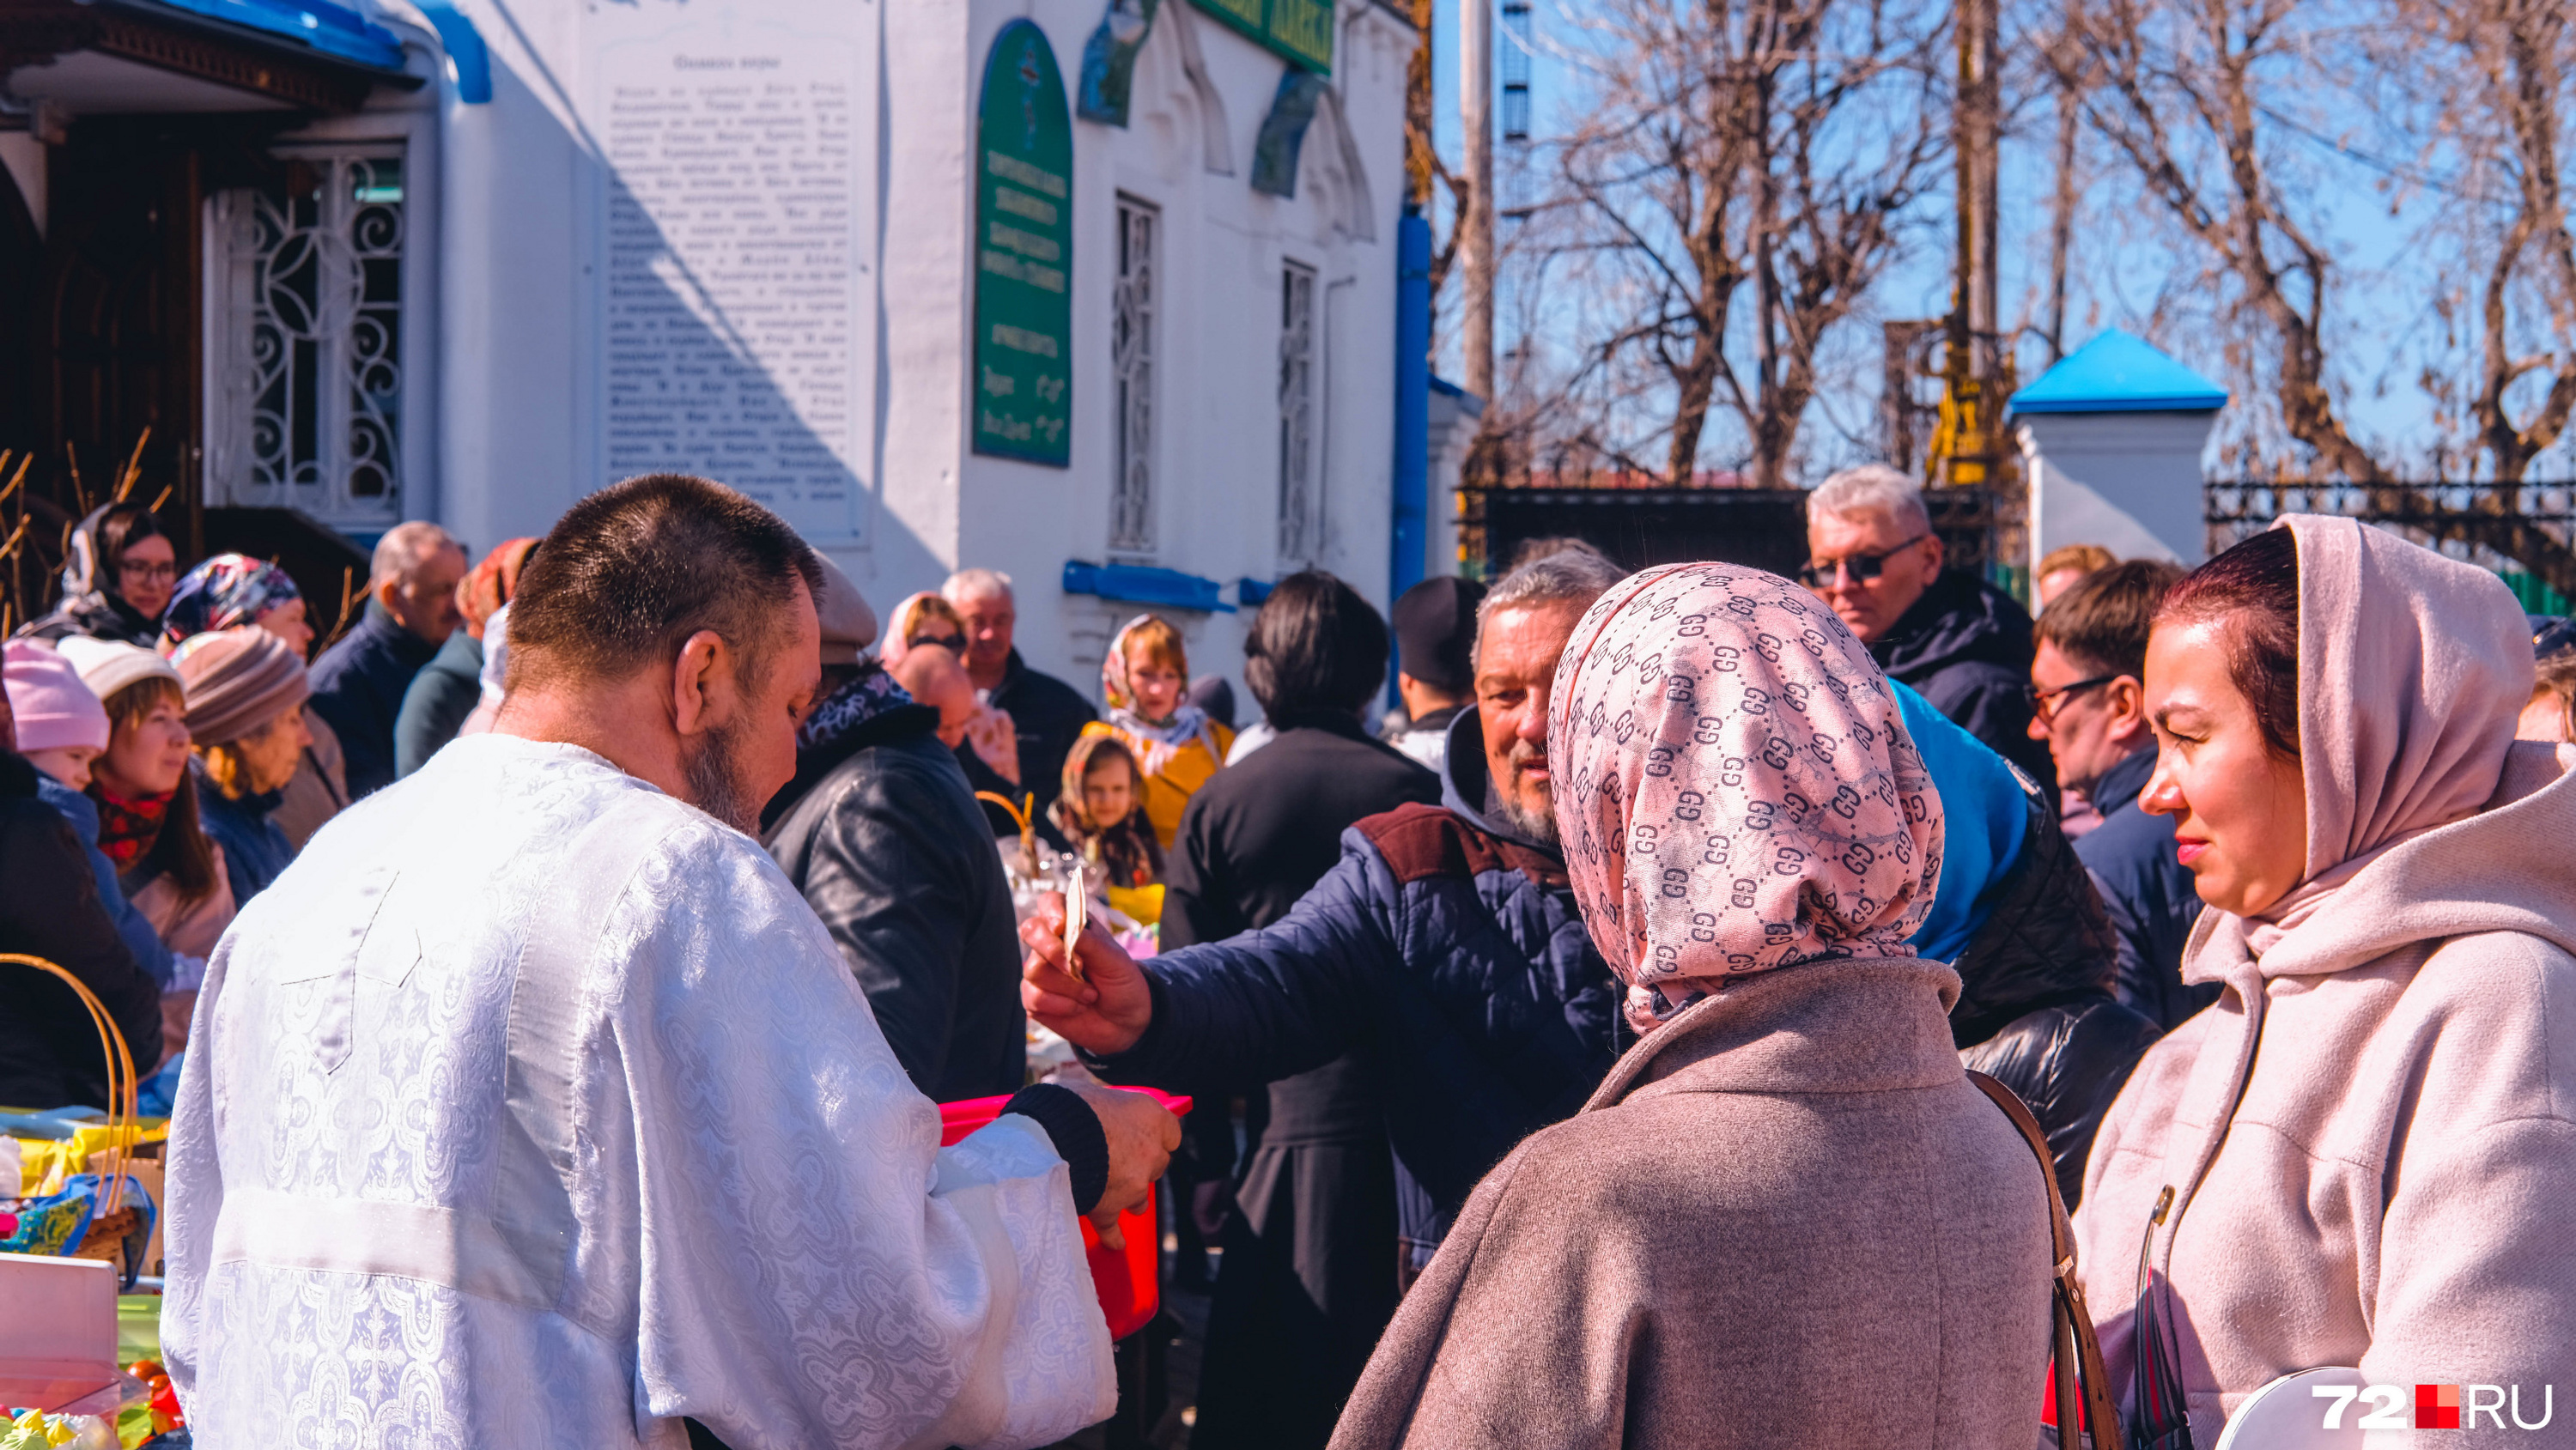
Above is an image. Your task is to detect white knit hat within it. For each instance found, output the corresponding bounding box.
[53,636,183,708]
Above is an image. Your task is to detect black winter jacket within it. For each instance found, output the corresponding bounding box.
[1950,772,2161,1209]
[2074,745,2221,1031]
[0,751,165,1108]
[308,603,440,800]
[1159,711,1437,1450]
[1870,569,2054,785]
[1163,712,1440,944]
[764,702,1026,1102]
[18,590,159,648]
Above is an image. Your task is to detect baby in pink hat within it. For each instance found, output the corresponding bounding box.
[3,640,112,789]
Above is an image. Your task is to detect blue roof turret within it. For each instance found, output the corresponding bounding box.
[2008,329,2227,415]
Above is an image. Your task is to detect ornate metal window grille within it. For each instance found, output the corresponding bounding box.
[1278,262,1318,563]
[207,148,406,526]
[1111,197,1157,555]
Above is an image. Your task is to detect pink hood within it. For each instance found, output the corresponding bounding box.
[2219,517,2540,977]
[2074,518,2576,1441]
[2284,513,2532,882]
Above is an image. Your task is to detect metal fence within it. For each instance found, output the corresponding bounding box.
[2206,479,2576,608]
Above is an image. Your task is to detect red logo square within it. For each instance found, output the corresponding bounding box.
[2416,1383,2461,1430]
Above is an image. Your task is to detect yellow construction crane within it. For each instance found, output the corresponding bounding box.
[1923,0,2018,515]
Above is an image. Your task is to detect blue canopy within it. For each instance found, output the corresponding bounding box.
[128,0,410,73]
[2008,329,2227,415]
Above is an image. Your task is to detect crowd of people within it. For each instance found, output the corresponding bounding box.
[4,463,2574,1449]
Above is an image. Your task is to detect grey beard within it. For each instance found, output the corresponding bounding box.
[682,719,759,834]
[1488,780,1559,846]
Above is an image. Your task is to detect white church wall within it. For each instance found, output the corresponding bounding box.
[429,0,607,553]
[876,0,1406,705]
[413,0,1403,705]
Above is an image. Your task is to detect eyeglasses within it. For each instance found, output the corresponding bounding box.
[118,560,178,585]
[2024,674,2121,725]
[906,632,964,652]
[1798,533,1932,589]
[2537,617,2576,658]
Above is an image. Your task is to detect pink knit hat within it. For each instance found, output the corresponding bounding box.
[3,640,112,754]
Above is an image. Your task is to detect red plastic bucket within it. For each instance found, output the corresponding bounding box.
[939,1088,1191,1341]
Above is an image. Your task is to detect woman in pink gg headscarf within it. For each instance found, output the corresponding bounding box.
[1332,562,2057,1450]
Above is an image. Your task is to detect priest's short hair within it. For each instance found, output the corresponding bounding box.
[507,473,823,691]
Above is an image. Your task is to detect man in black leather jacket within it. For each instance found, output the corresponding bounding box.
[762,583,1024,1104]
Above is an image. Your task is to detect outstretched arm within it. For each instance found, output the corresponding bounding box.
[1023,839,1406,1092]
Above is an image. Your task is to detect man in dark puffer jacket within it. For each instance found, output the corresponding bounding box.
[1804,465,2055,784]
[1021,551,1629,1284]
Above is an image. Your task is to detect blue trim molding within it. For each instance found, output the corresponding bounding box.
[140,0,410,70]
[1064,560,1237,613]
[413,0,490,103]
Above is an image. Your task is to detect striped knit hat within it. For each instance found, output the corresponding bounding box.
[170,628,309,746]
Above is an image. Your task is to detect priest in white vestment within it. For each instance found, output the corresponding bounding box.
[160,475,1176,1448]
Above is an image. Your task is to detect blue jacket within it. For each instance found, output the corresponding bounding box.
[2073,745,2218,1031]
[193,761,296,907]
[309,603,440,799]
[1088,708,1625,1245]
[34,774,178,988]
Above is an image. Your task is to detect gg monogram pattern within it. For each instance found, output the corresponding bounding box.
[1549,562,1945,1033]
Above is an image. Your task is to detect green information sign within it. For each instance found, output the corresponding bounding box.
[973,21,1074,466]
[1191,0,1332,73]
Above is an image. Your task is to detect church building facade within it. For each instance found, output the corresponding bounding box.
[2,0,1413,692]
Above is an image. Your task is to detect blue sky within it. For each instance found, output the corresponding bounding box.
[1407,0,2569,482]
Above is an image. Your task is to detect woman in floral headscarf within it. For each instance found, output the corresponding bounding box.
[162,553,346,847]
[1080,613,1232,851]
[161,553,309,648]
[1330,561,2056,1450]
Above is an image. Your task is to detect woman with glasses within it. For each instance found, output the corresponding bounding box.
[2072,520,2576,1446]
[16,503,183,648]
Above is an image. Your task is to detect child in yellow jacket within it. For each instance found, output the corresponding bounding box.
[1084,613,1232,852]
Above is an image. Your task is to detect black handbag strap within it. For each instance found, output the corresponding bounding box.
[1968,1071,2126,1450]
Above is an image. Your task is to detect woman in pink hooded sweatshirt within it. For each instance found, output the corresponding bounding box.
[2074,516,2576,1445]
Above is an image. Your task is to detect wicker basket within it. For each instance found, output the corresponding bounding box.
[3,952,143,1221]
[69,1206,143,1262]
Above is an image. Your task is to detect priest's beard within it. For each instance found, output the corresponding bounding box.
[681,719,761,834]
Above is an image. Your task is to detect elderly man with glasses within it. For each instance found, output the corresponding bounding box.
[1801,464,2053,782]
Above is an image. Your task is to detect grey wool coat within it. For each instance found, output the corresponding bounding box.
[1328,956,2057,1450]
